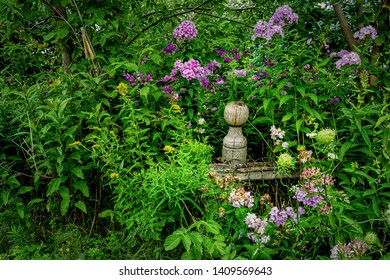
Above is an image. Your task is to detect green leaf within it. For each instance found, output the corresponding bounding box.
[60,196,70,216]
[47,178,62,197]
[16,203,24,219]
[27,198,45,208]
[17,186,34,195]
[74,181,89,197]
[1,190,11,206]
[58,97,72,118]
[75,201,87,214]
[59,187,70,199]
[282,112,294,122]
[164,231,184,251]
[182,234,192,252]
[71,168,84,179]
[308,93,318,105]
[279,95,293,108]
[375,115,390,128]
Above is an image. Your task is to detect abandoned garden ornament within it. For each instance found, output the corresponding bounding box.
[222,101,249,164]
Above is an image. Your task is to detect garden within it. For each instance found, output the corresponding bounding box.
[0,0,389,260]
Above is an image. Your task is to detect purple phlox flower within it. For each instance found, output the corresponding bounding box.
[173,20,197,41]
[215,77,226,84]
[328,97,341,103]
[233,54,241,60]
[331,50,361,69]
[304,64,311,70]
[162,85,173,95]
[354,25,378,40]
[252,5,298,41]
[216,49,226,56]
[163,42,178,54]
[206,60,221,70]
[233,69,247,77]
[160,69,178,83]
[252,20,284,41]
[285,82,291,87]
[174,59,212,81]
[270,5,299,27]
[223,57,231,63]
[268,207,288,226]
[124,73,137,86]
[173,93,179,100]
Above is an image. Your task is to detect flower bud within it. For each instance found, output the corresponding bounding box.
[364,232,378,245]
[277,153,295,169]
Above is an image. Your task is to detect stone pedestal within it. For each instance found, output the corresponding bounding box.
[222,101,249,164]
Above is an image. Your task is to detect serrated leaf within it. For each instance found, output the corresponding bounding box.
[182,234,192,252]
[59,187,70,199]
[164,233,183,251]
[75,201,87,214]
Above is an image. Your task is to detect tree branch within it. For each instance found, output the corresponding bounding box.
[127,0,213,46]
[332,2,356,51]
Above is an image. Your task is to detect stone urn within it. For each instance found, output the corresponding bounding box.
[222,101,249,164]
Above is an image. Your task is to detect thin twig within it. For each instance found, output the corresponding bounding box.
[127,0,213,46]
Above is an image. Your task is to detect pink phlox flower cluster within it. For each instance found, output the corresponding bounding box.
[228,187,255,208]
[206,60,221,70]
[270,5,299,27]
[160,69,178,83]
[353,25,378,40]
[270,125,285,141]
[174,59,213,81]
[173,20,197,41]
[269,206,304,226]
[245,213,270,244]
[293,167,335,209]
[330,239,368,260]
[163,42,178,55]
[297,150,314,164]
[124,72,153,86]
[330,50,361,69]
[252,5,298,41]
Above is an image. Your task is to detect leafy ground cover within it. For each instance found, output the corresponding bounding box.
[0,0,389,260]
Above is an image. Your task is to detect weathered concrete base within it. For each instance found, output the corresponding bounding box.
[209,162,299,181]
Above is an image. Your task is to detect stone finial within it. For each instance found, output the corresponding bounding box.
[222,101,249,164]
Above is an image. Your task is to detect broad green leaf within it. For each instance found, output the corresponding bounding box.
[375,115,390,128]
[308,93,318,105]
[60,196,70,216]
[279,95,293,108]
[71,168,84,179]
[16,203,24,219]
[75,201,87,214]
[59,187,70,199]
[282,112,294,122]
[164,232,183,251]
[74,181,89,197]
[17,186,34,195]
[47,178,62,197]
[27,198,44,208]
[182,234,192,252]
[1,190,11,206]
